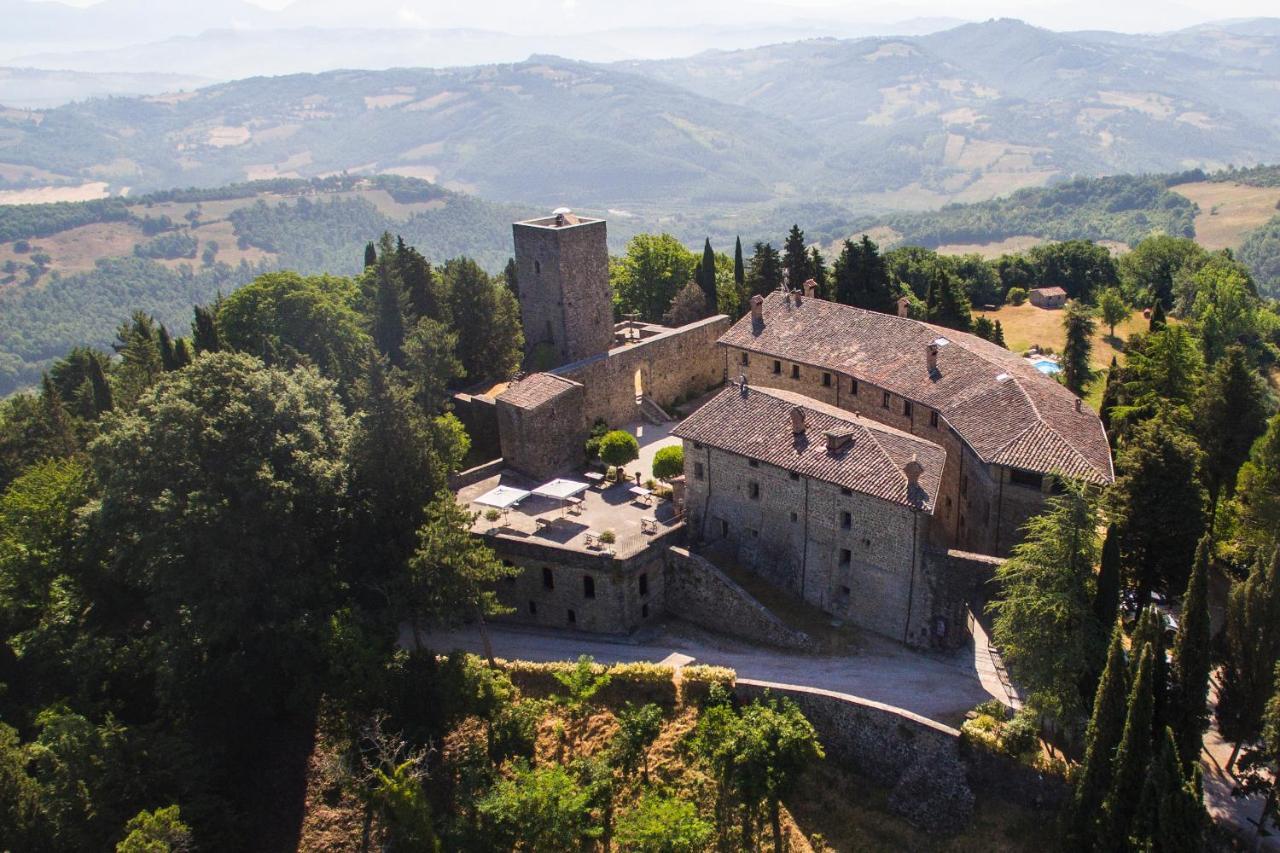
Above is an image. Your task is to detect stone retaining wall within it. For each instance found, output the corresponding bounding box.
[663,546,814,651]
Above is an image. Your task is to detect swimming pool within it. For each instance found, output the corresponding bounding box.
[1031,358,1061,375]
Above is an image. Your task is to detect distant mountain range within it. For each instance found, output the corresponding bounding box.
[2,18,1280,222]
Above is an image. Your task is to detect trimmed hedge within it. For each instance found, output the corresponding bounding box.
[680,665,736,704]
[495,659,677,707]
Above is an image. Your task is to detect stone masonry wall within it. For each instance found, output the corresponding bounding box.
[495,379,586,482]
[722,342,1042,556]
[513,218,614,366]
[556,315,729,431]
[682,441,940,646]
[663,547,814,650]
[733,680,975,833]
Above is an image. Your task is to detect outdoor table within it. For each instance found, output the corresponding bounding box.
[629,486,653,506]
[584,472,605,488]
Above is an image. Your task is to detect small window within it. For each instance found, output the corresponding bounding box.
[882,391,891,409]
[790,511,799,522]
[534,260,541,275]
[528,600,537,615]
[791,364,800,379]
[773,360,782,374]
[839,548,852,565]
[840,585,851,596]
[851,379,858,396]
[930,410,939,429]
[641,603,649,618]
[693,462,705,480]
[693,441,704,449]
[639,573,649,596]
[841,487,853,496]
[567,609,576,625]
[789,471,800,481]
[750,528,759,538]
[822,372,832,387]
[841,511,852,530]
[583,575,595,599]
[542,567,554,590]
[741,351,749,366]
[903,400,913,418]
[863,537,872,548]
[749,481,760,500]
[721,519,730,537]
[748,459,760,468]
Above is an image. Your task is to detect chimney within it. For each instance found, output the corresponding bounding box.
[790,406,807,434]
[825,429,854,453]
[803,278,817,298]
[750,294,764,322]
[926,342,939,373]
[903,454,924,490]
[793,290,803,307]
[897,296,911,317]
[1075,397,1082,412]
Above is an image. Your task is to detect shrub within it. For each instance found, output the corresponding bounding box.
[680,665,736,705]
[494,659,676,707]
[652,445,684,480]
[598,529,616,545]
[599,430,639,472]
[483,508,501,523]
[1001,708,1040,757]
[583,418,609,463]
[1008,287,1028,305]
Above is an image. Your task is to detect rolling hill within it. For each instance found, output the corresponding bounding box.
[3,19,1280,220]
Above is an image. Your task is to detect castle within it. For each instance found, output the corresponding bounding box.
[455,211,1113,649]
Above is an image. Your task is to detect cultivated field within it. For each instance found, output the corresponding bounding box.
[1171,180,1280,250]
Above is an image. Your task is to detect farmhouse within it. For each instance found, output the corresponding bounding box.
[1028,286,1068,308]
[457,211,1113,648]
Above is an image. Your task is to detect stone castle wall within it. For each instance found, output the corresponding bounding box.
[663,547,814,650]
[682,441,944,646]
[513,218,614,366]
[722,341,1046,557]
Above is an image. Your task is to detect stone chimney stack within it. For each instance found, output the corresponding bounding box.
[790,406,807,435]
[803,278,817,299]
[897,296,911,317]
[1075,397,1083,412]
[750,294,764,322]
[903,454,924,490]
[926,342,939,373]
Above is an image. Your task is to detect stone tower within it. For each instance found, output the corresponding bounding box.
[512,209,613,368]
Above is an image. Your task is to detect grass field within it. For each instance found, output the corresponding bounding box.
[975,301,1151,407]
[1171,180,1280,250]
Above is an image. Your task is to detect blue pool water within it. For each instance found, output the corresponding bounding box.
[1032,358,1061,375]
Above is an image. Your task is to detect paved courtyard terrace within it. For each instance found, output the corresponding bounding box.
[458,464,682,560]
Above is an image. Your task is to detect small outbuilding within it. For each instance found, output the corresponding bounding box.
[1028,286,1068,309]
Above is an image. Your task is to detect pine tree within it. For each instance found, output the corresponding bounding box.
[1194,345,1270,525]
[699,238,717,315]
[364,241,377,268]
[372,256,408,368]
[734,236,745,292]
[173,338,193,369]
[39,374,76,457]
[746,242,783,297]
[1218,548,1280,770]
[1103,644,1155,847]
[1061,300,1095,395]
[87,354,113,415]
[395,240,443,324]
[191,301,221,354]
[1149,300,1167,331]
[1171,534,1213,767]
[157,324,179,372]
[924,266,973,331]
[1067,623,1130,847]
[782,225,810,291]
[1099,356,1122,435]
[992,319,1007,348]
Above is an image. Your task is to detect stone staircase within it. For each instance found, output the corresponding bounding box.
[638,395,674,425]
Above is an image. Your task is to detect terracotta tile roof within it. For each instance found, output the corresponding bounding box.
[496,373,582,410]
[1033,286,1068,297]
[673,384,946,511]
[718,292,1114,484]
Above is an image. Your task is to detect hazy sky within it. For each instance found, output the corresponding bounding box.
[44,0,1280,33]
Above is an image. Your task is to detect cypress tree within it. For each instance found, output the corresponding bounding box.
[734,236,745,291]
[1136,727,1206,852]
[191,302,221,354]
[364,240,377,268]
[1217,548,1280,770]
[783,224,810,290]
[173,338,193,369]
[1104,644,1155,847]
[809,245,828,298]
[1093,524,1121,648]
[1099,356,1122,435]
[1132,606,1170,742]
[1172,534,1212,767]
[158,324,179,372]
[396,242,440,324]
[1195,345,1270,524]
[372,257,408,368]
[700,238,717,315]
[87,354,113,415]
[992,319,1007,348]
[1062,300,1095,395]
[1067,623,1130,847]
[39,374,76,457]
[502,256,519,300]
[1149,300,1167,332]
